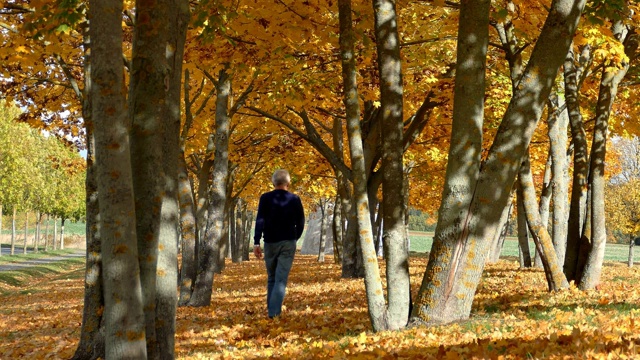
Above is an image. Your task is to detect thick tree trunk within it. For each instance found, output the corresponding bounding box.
[190,69,231,306]
[90,0,146,356]
[516,182,532,268]
[177,148,197,305]
[518,154,569,291]
[128,1,172,355]
[412,0,585,325]
[374,0,411,330]
[411,0,490,325]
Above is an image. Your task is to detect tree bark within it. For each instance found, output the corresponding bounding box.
[516,182,532,268]
[155,1,188,357]
[177,72,198,306]
[338,0,387,331]
[73,52,106,359]
[518,154,569,291]
[128,0,172,355]
[547,95,570,265]
[90,0,146,356]
[11,208,16,255]
[374,0,411,330]
[628,235,634,268]
[563,45,592,280]
[190,68,231,306]
[578,32,632,289]
[412,0,491,325]
[412,0,586,325]
[318,202,327,263]
[23,211,28,254]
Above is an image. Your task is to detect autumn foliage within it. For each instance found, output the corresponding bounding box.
[2,254,640,359]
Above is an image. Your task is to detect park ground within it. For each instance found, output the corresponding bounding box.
[1,239,640,359]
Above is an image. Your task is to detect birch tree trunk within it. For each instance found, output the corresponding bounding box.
[412,0,585,325]
[90,0,146,356]
[374,0,410,330]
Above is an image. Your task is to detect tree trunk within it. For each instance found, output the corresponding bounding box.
[411,0,585,325]
[73,79,106,360]
[516,181,532,268]
[53,217,57,250]
[23,211,28,254]
[243,210,253,261]
[318,202,327,263]
[44,214,50,250]
[128,0,172,354]
[155,2,188,357]
[34,212,40,253]
[547,96,570,265]
[177,134,197,305]
[374,0,411,330]
[190,68,231,307]
[338,0,387,331]
[332,194,343,264]
[60,218,65,250]
[578,34,631,289]
[90,0,146,356]
[628,235,634,268]
[563,45,592,281]
[518,154,569,291]
[11,208,16,255]
[411,0,491,325]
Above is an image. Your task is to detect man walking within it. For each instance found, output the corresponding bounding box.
[253,169,305,318]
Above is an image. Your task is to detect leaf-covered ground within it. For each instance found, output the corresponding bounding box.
[1,255,640,359]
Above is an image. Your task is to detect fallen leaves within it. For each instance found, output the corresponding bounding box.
[1,256,640,359]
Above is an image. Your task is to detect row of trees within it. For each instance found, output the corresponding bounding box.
[0,101,85,255]
[1,0,639,358]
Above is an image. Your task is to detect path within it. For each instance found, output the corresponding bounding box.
[0,249,85,272]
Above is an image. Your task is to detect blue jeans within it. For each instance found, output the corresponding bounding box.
[264,240,297,317]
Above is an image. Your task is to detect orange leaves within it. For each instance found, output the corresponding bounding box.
[4,255,640,359]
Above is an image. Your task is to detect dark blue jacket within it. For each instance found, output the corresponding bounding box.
[254,189,305,245]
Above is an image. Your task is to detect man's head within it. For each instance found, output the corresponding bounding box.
[272,169,291,188]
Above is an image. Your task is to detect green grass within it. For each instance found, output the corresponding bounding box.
[1,220,86,236]
[408,232,639,264]
[0,254,84,294]
[0,248,79,265]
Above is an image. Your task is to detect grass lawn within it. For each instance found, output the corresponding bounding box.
[409,232,638,264]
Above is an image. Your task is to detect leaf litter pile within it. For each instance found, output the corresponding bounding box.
[1,255,640,359]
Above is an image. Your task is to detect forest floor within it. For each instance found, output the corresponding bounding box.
[1,253,640,359]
